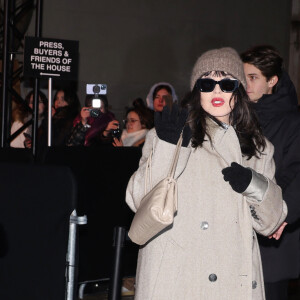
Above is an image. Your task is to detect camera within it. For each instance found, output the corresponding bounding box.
[86,84,107,95]
[86,84,107,112]
[111,123,121,139]
[88,108,101,118]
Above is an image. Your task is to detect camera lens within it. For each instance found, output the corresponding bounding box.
[93,85,101,94]
[111,128,121,139]
[89,108,100,118]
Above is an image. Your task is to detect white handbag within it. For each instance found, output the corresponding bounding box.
[128,133,183,245]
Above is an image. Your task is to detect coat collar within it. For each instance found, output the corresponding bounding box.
[253,71,298,128]
[205,118,243,166]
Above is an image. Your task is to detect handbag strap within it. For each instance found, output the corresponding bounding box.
[167,132,183,178]
[144,132,183,194]
[144,150,153,195]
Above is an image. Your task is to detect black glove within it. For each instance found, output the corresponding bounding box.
[222,162,252,193]
[154,104,191,147]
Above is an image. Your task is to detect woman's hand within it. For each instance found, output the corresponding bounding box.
[268,222,288,240]
[80,107,91,125]
[222,162,252,193]
[103,120,119,137]
[154,104,191,147]
[113,137,123,147]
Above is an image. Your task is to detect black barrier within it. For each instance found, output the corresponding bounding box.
[0,145,141,298]
[43,146,141,282]
[0,147,34,163]
[0,162,76,300]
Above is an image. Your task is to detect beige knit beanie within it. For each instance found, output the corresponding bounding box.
[190,47,247,91]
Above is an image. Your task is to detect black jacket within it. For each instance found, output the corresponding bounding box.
[254,72,300,282]
[40,106,78,147]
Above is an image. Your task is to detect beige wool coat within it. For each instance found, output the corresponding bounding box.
[126,121,287,300]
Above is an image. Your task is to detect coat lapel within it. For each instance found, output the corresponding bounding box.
[207,119,243,166]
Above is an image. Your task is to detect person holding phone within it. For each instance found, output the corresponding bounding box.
[67,94,115,146]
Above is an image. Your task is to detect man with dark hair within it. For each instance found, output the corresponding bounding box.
[241,45,300,300]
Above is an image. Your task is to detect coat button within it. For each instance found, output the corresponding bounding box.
[201,221,209,230]
[252,281,257,289]
[209,274,217,282]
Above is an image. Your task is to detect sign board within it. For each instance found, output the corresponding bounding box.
[24,36,79,80]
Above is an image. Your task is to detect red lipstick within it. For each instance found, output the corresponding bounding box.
[211,98,225,107]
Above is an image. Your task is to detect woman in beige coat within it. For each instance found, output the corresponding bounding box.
[126,47,287,300]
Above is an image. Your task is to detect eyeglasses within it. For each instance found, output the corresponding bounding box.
[196,78,239,93]
[123,118,140,125]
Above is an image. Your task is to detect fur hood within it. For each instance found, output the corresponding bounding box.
[146,82,178,110]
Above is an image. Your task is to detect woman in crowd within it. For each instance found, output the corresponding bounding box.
[112,98,154,147]
[126,47,287,299]
[146,82,178,112]
[10,99,28,148]
[67,94,115,146]
[23,90,48,148]
[10,90,47,148]
[43,88,80,146]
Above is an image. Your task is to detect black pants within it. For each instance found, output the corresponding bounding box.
[264,280,289,300]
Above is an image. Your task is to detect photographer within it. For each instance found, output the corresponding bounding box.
[102,119,121,140]
[110,98,154,147]
[67,94,115,146]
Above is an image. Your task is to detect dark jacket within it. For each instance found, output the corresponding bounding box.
[41,106,78,147]
[254,72,300,282]
[67,111,115,147]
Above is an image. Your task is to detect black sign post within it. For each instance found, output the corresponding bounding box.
[24,36,79,146]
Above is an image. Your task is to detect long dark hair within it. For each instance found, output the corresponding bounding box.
[188,72,266,159]
[53,88,80,119]
[152,84,172,99]
[25,90,48,118]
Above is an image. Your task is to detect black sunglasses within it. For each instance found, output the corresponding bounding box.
[196,78,239,93]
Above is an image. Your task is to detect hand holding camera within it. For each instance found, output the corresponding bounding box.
[112,137,123,147]
[103,120,120,138]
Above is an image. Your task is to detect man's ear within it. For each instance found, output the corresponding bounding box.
[268,75,278,88]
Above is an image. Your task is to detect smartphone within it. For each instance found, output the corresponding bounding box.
[86,84,107,95]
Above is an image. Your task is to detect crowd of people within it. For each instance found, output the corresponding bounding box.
[10,81,178,149]
[9,45,300,300]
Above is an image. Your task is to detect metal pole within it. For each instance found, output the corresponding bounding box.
[32,0,43,156]
[47,77,52,146]
[35,0,42,36]
[66,210,87,300]
[6,0,15,147]
[1,0,10,148]
[32,80,39,156]
[108,227,126,300]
